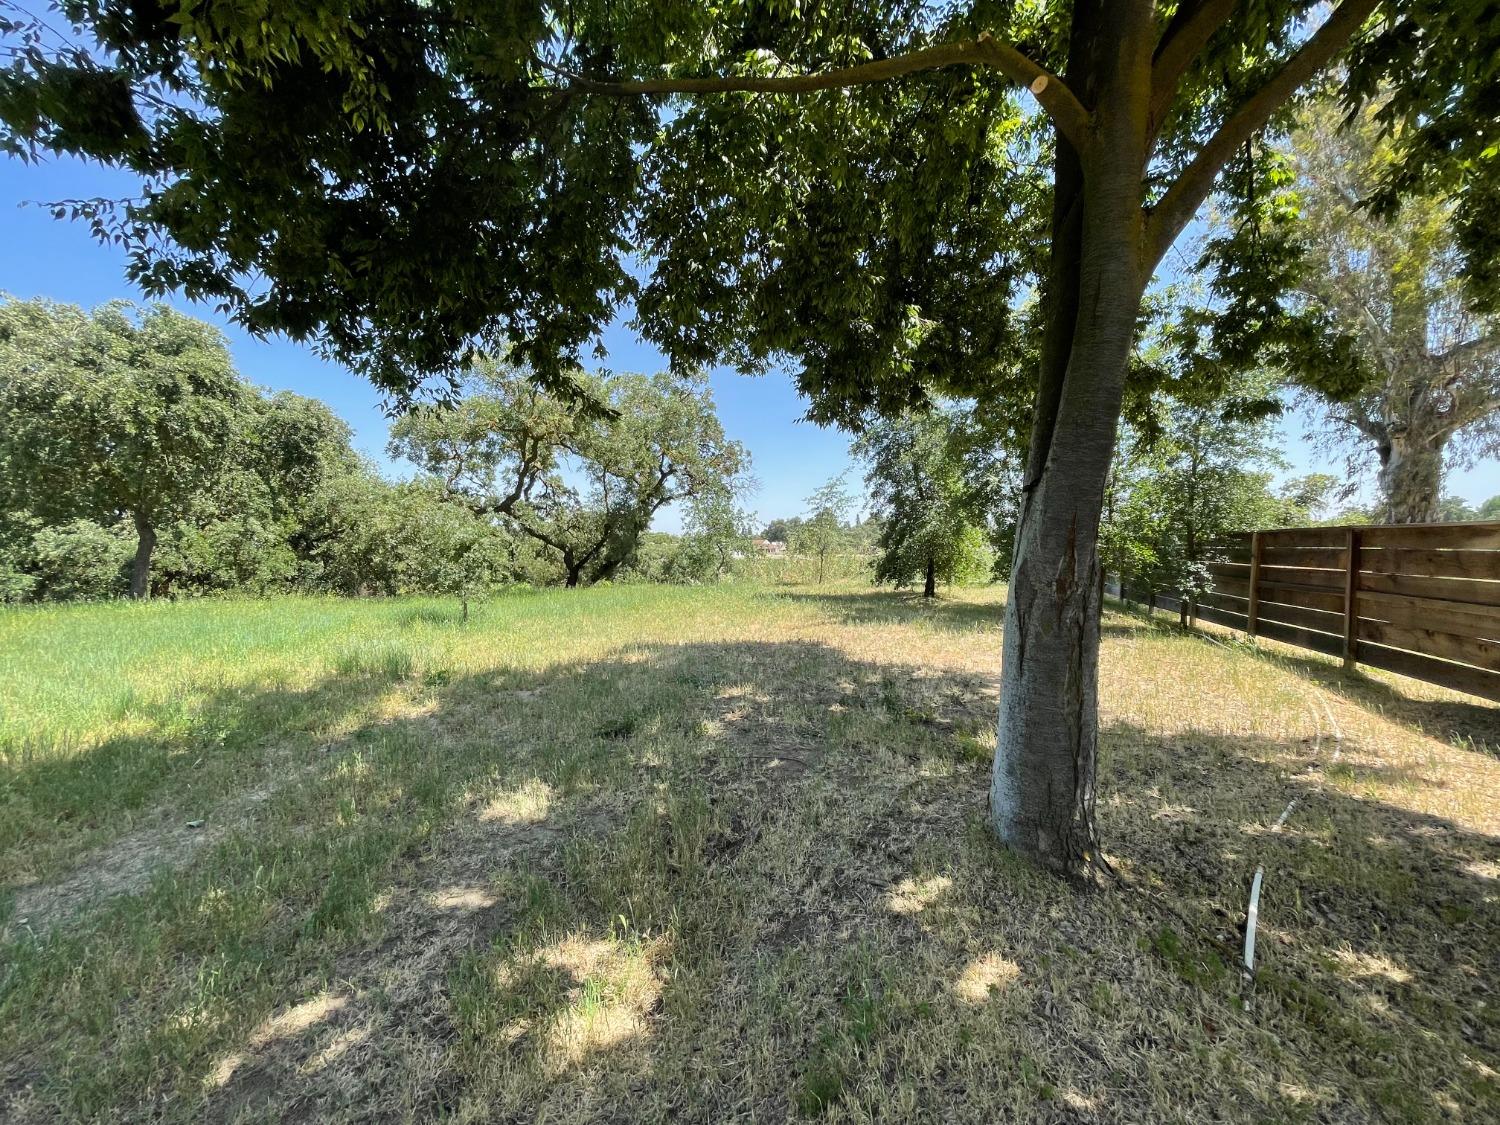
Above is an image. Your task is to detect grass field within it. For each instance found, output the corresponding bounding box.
[1,584,1497,1122]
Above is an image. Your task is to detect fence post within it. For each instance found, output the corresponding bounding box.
[1246,531,1263,639]
[1341,527,1361,670]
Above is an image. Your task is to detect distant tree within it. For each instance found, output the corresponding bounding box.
[1436,495,1479,523]
[1278,473,1346,523]
[0,299,247,597]
[156,392,359,595]
[760,518,803,545]
[28,519,134,602]
[391,362,746,587]
[1478,496,1500,522]
[792,476,857,586]
[1199,98,1500,524]
[297,471,531,597]
[674,491,756,583]
[856,409,989,598]
[1102,374,1293,622]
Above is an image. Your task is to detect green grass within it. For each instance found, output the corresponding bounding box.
[1,584,1496,1122]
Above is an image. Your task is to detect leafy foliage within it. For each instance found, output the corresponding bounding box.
[5,3,1488,414]
[1101,373,1305,608]
[790,475,859,585]
[389,361,748,586]
[0,297,249,595]
[855,407,992,595]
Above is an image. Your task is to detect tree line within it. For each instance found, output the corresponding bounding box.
[0,299,757,602]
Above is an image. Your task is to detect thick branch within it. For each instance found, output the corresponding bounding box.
[1436,332,1500,368]
[1144,0,1379,270]
[1149,0,1240,132]
[544,33,1091,151]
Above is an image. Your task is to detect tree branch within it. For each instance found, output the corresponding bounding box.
[1149,0,1241,133]
[1144,0,1379,271]
[541,33,1091,151]
[1436,332,1500,368]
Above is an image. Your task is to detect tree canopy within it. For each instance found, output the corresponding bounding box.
[856,407,991,597]
[1279,99,1498,523]
[3,3,1490,406]
[0,297,248,596]
[389,362,747,587]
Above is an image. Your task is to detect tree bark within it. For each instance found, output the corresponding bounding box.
[130,512,156,600]
[990,0,1152,875]
[923,557,937,598]
[1377,435,1444,524]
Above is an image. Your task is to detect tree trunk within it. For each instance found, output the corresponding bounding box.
[990,1,1152,875]
[1377,436,1443,524]
[130,513,156,600]
[923,557,936,598]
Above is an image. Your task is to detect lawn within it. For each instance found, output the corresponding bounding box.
[1,584,1496,1122]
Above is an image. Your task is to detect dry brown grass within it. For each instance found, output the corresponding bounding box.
[1,585,1496,1122]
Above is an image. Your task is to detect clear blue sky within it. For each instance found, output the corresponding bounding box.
[3,153,1496,530]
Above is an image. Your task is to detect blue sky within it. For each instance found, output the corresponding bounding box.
[3,153,1496,530]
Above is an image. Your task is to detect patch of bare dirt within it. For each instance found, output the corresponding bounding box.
[3,775,287,941]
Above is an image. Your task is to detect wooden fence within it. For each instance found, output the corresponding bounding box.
[1114,521,1500,704]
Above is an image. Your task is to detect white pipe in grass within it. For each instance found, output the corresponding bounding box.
[1244,865,1265,975]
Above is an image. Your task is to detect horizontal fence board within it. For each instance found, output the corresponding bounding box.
[1258,564,1346,591]
[1358,643,1500,704]
[1208,563,1252,584]
[1359,571,1500,609]
[1258,527,1350,548]
[1357,621,1500,673]
[1355,590,1500,641]
[1260,546,1347,568]
[1195,603,1249,632]
[1363,523,1500,551]
[1201,591,1247,615]
[1254,617,1345,658]
[1257,600,1346,634]
[1258,582,1347,613]
[1360,547,1500,580]
[1215,576,1250,598]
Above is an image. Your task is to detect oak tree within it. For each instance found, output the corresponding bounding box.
[0,297,246,597]
[390,362,746,587]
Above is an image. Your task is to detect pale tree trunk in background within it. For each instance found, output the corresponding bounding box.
[1377,435,1443,524]
[990,2,1152,873]
[130,512,156,600]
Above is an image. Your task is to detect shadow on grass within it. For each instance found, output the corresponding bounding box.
[2,630,1496,1123]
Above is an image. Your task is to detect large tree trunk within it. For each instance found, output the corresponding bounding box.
[1377,435,1443,524]
[130,513,156,600]
[989,1,1151,875]
[923,557,936,598]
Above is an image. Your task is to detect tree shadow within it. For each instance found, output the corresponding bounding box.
[0,659,410,897]
[2,633,1496,1123]
[1102,719,1498,1115]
